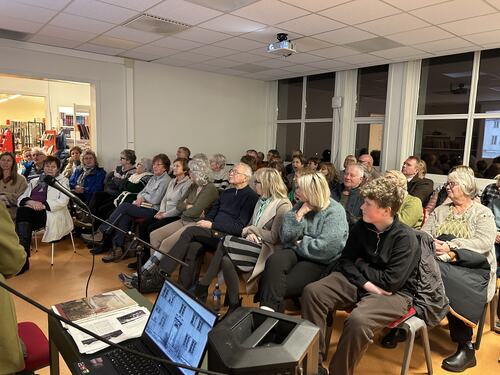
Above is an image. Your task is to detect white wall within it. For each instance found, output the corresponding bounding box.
[133,61,271,164]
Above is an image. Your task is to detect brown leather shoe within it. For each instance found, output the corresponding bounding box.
[102,247,123,263]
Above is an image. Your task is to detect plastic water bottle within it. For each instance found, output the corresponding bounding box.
[213,283,221,312]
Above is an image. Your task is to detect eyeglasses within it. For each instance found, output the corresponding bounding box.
[445,181,457,189]
[229,169,246,176]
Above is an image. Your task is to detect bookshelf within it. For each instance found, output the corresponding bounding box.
[59,104,91,147]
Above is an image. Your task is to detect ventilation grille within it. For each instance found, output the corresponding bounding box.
[123,14,190,35]
[0,28,31,41]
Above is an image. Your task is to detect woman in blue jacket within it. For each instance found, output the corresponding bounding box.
[69,149,106,203]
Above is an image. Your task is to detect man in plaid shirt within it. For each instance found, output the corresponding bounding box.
[481,178,500,207]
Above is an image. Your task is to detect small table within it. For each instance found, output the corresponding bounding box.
[48,289,153,375]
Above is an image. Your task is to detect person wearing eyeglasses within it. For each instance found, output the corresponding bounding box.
[422,168,496,372]
[22,147,46,182]
[69,149,106,204]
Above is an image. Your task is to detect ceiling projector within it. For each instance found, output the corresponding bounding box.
[267,33,296,57]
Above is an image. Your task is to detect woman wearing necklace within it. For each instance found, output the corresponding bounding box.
[0,152,27,219]
[421,167,496,373]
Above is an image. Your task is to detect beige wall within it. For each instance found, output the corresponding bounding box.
[0,95,45,124]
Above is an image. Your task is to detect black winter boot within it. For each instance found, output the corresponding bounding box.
[442,342,476,372]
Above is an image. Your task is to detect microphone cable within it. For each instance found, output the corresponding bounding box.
[0,280,226,375]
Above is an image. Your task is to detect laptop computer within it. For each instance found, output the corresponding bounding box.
[73,279,218,375]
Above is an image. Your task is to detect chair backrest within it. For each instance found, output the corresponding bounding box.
[17,321,50,371]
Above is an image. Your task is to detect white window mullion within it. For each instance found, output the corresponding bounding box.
[463,51,481,166]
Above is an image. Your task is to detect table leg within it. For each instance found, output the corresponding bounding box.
[49,332,60,375]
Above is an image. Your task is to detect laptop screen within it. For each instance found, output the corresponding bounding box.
[144,280,217,375]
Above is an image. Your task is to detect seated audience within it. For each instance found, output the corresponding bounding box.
[22,147,46,181]
[93,154,171,262]
[338,154,357,182]
[307,157,320,171]
[241,154,257,172]
[69,149,106,204]
[384,170,423,229]
[209,153,229,191]
[286,155,305,190]
[0,152,27,219]
[61,146,82,178]
[193,168,292,312]
[137,158,191,245]
[302,177,420,375]
[142,163,258,290]
[0,203,26,373]
[256,151,266,169]
[481,174,500,208]
[258,172,348,312]
[246,149,259,161]
[487,179,500,333]
[285,150,303,176]
[16,156,73,274]
[176,146,191,160]
[401,156,434,206]
[19,147,33,175]
[318,161,338,193]
[422,168,496,372]
[268,159,288,187]
[287,167,311,204]
[267,149,280,163]
[331,163,364,228]
[358,153,381,180]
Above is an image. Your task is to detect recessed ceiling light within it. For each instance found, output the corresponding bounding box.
[185,0,259,12]
[123,14,190,35]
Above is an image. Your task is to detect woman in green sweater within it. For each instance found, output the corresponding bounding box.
[385,170,423,229]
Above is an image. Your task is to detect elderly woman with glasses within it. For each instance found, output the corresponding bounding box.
[421,167,496,372]
[192,168,292,312]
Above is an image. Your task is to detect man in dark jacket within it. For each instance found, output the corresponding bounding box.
[331,163,364,229]
[302,178,420,375]
[402,156,433,206]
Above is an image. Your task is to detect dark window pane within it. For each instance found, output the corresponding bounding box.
[303,122,332,159]
[417,53,473,115]
[355,123,383,166]
[476,49,500,113]
[276,123,301,161]
[278,77,302,120]
[414,119,467,175]
[356,65,388,117]
[468,119,500,178]
[306,72,335,119]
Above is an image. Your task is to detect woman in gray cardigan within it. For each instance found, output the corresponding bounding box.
[259,171,349,312]
[193,168,292,311]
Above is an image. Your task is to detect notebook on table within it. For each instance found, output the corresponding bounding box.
[73,279,218,375]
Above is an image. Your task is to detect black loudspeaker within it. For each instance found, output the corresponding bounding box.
[208,307,319,375]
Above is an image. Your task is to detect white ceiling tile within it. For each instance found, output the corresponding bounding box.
[439,13,500,35]
[14,0,71,11]
[97,0,162,11]
[29,34,82,49]
[282,64,318,73]
[294,37,332,52]
[386,26,454,45]
[463,29,500,45]
[224,52,268,63]
[310,45,359,58]
[50,13,115,34]
[202,58,241,67]
[371,46,427,59]
[148,0,222,25]
[485,0,500,10]
[0,16,44,33]
[217,67,250,76]
[478,41,500,50]
[314,27,376,44]
[154,56,197,66]
[64,0,139,24]
[163,51,213,62]
[37,25,97,43]
[198,14,265,35]
[413,37,475,53]
[104,26,164,43]
[174,27,232,43]
[276,14,344,36]
[126,44,179,55]
[0,0,58,23]
[279,0,350,12]
[232,0,309,25]
[119,50,162,61]
[306,59,352,70]
[90,35,141,49]
[190,45,238,57]
[257,58,295,68]
[151,36,203,50]
[77,43,125,55]
[357,13,430,36]
[336,54,388,65]
[241,26,303,43]
[187,63,222,72]
[410,0,496,25]
[213,37,265,51]
[281,52,326,64]
[319,0,401,25]
[383,0,450,11]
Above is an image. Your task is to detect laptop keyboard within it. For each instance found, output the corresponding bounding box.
[104,342,166,375]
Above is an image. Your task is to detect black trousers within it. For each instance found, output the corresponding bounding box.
[89,191,116,229]
[447,312,473,344]
[259,248,326,312]
[160,226,220,289]
[138,216,180,243]
[16,206,47,258]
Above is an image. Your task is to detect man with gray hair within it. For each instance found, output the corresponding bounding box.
[136,162,259,292]
[331,163,365,229]
[358,154,381,181]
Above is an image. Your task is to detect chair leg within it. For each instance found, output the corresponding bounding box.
[51,243,54,266]
[490,294,498,332]
[421,325,433,375]
[324,310,335,359]
[400,325,416,375]
[70,232,76,253]
[474,304,487,350]
[33,232,38,252]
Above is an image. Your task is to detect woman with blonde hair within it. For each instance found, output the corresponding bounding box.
[192,168,292,312]
[258,172,349,312]
[384,170,423,229]
[0,152,27,219]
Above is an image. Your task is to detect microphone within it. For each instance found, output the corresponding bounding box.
[43,174,88,209]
